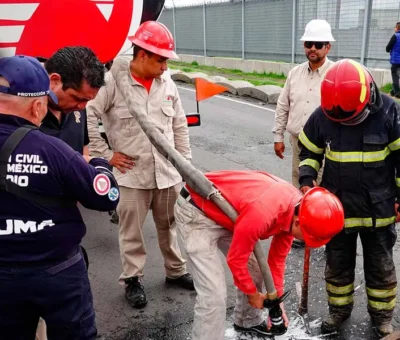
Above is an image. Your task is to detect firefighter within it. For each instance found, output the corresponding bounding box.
[86,21,194,309]
[174,170,344,340]
[298,59,399,337]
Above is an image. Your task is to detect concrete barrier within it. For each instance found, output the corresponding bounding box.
[177,54,392,88]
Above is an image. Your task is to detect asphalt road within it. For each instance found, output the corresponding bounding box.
[82,84,400,340]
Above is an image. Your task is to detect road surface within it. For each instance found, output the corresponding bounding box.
[82,84,400,340]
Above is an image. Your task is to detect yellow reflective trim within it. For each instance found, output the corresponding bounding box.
[345,217,396,228]
[298,131,324,155]
[327,283,354,295]
[389,138,400,151]
[367,287,397,299]
[299,159,320,172]
[376,216,396,228]
[345,217,373,228]
[368,297,396,310]
[348,59,367,103]
[326,148,390,163]
[396,178,400,188]
[328,295,354,306]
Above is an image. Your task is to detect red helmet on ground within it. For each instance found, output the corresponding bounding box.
[128,21,178,60]
[321,59,374,125]
[299,187,344,248]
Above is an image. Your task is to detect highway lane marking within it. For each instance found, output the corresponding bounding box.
[177,86,276,113]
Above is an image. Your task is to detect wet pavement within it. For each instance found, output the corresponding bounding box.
[84,86,400,340]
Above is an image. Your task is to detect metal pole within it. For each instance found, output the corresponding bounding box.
[203,0,207,57]
[360,0,372,65]
[291,0,296,64]
[335,0,341,60]
[172,1,177,53]
[242,0,245,60]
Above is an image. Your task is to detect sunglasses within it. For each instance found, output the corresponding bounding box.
[304,41,328,49]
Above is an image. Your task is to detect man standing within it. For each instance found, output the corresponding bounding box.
[174,170,344,340]
[272,19,335,187]
[299,59,399,337]
[34,47,105,340]
[272,19,335,247]
[0,55,119,340]
[87,21,194,309]
[386,22,400,98]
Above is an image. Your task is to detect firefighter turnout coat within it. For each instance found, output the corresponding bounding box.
[298,93,400,231]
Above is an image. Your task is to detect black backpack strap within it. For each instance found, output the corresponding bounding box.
[0,126,75,208]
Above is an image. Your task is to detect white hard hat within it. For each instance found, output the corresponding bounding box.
[300,19,335,42]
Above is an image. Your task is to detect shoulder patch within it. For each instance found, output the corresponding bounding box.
[93,174,111,196]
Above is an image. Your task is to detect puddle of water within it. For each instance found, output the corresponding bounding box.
[225,315,329,340]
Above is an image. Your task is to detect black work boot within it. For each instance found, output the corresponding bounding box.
[125,277,147,308]
[372,320,394,338]
[321,313,350,335]
[234,321,270,336]
[165,273,195,290]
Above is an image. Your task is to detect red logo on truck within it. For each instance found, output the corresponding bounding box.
[0,0,165,63]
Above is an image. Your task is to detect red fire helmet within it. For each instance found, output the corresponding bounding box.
[299,187,344,248]
[128,21,178,59]
[321,59,374,124]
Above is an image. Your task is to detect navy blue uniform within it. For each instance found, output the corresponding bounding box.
[40,109,89,154]
[0,114,119,339]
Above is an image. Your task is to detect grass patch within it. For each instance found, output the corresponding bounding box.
[380,83,392,94]
[168,60,286,87]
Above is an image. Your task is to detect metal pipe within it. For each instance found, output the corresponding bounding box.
[111,57,277,297]
[291,0,296,64]
[360,0,372,64]
[171,0,177,52]
[203,0,207,57]
[242,0,245,60]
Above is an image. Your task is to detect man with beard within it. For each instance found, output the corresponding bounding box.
[272,19,335,247]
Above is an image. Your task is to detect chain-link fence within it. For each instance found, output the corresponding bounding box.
[159,0,400,69]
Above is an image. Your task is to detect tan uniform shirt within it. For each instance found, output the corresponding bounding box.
[86,60,192,190]
[272,59,334,142]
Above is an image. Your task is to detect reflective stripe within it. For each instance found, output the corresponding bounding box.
[345,217,396,228]
[376,216,396,227]
[327,283,354,295]
[328,295,354,306]
[326,148,391,163]
[348,59,367,103]
[389,138,400,151]
[299,159,320,172]
[367,287,397,299]
[345,217,372,228]
[368,297,396,310]
[396,178,400,188]
[298,131,324,155]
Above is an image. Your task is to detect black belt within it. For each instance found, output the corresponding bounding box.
[180,187,202,211]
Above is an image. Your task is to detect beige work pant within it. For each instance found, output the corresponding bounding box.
[175,195,265,340]
[35,318,47,340]
[290,135,323,188]
[117,184,187,285]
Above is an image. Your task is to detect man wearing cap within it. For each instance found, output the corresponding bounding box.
[174,170,344,340]
[0,55,119,339]
[272,19,335,247]
[86,21,193,308]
